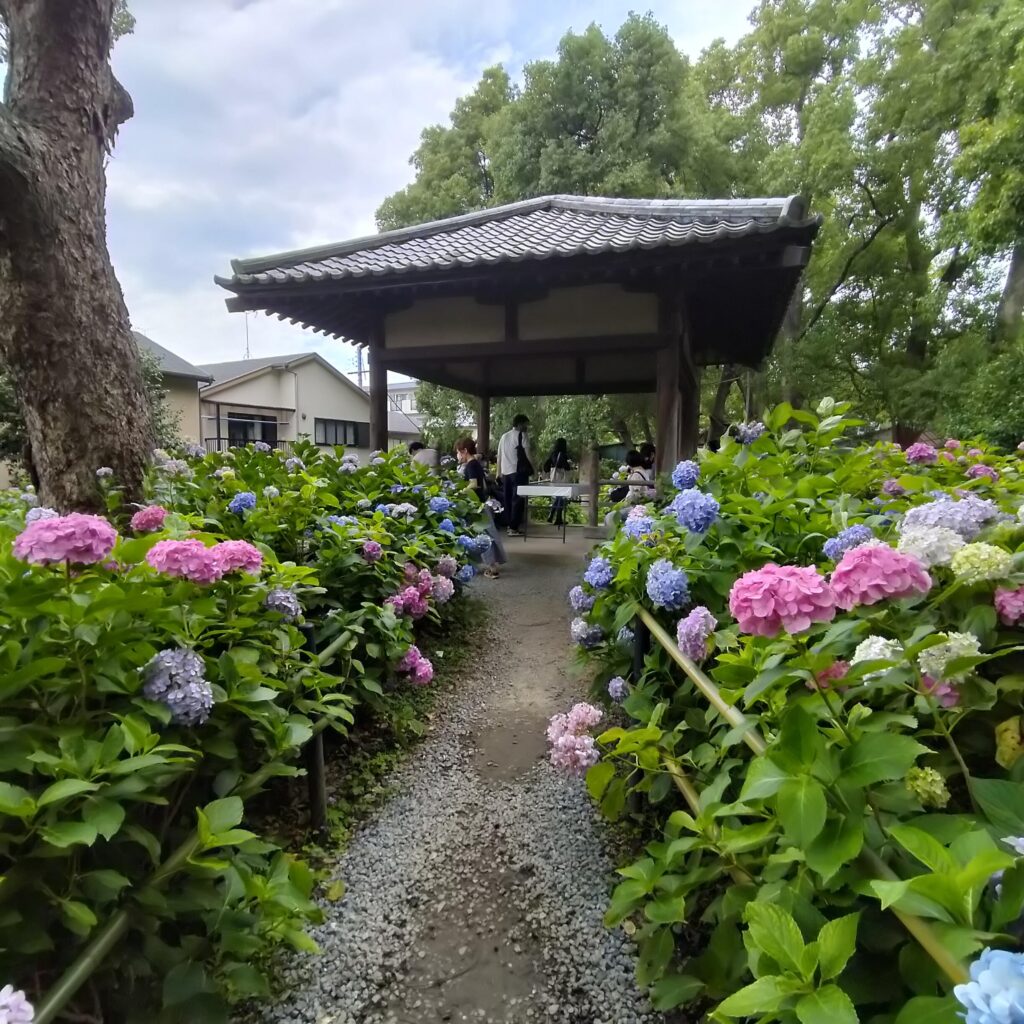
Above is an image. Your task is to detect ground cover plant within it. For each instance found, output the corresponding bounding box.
[556,402,1024,1023]
[0,442,490,1023]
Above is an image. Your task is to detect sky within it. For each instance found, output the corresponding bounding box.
[107,0,755,379]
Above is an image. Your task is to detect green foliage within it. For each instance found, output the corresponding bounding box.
[570,402,1024,1020]
[377,4,1024,444]
[0,441,488,1020]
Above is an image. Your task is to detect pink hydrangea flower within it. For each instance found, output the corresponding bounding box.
[130,505,168,532]
[938,451,956,463]
[389,586,429,619]
[13,513,118,565]
[403,562,419,583]
[995,586,1024,626]
[728,564,837,636]
[966,464,998,482]
[398,645,422,672]
[921,675,960,708]
[549,733,599,775]
[944,439,961,450]
[416,568,434,596]
[213,540,263,575]
[830,542,932,610]
[882,479,906,496]
[410,657,434,685]
[807,660,850,692]
[146,539,224,584]
[967,448,984,457]
[432,575,455,604]
[905,442,937,464]
[547,702,603,744]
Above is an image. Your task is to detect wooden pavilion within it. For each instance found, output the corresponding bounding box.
[215,195,821,469]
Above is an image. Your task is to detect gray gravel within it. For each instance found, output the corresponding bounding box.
[243,535,659,1024]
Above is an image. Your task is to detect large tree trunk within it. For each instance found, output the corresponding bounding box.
[994,242,1024,345]
[0,0,150,511]
[706,363,740,451]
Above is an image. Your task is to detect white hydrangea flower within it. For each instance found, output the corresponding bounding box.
[917,631,981,682]
[1018,505,1024,525]
[851,636,904,680]
[897,525,965,568]
[951,543,1013,585]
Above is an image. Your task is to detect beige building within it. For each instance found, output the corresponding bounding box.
[197,352,418,458]
[134,332,211,441]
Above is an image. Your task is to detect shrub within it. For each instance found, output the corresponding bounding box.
[560,401,1024,1021]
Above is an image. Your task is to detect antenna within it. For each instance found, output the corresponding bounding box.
[244,312,251,359]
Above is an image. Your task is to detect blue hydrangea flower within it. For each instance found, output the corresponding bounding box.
[608,676,628,702]
[253,441,272,453]
[822,524,874,561]
[473,535,492,553]
[901,495,1001,541]
[439,518,455,533]
[646,559,689,610]
[616,626,635,648]
[356,498,372,510]
[457,535,475,551]
[143,648,214,726]
[26,506,58,524]
[327,514,357,528]
[374,502,391,514]
[370,457,385,465]
[570,617,604,648]
[664,489,719,533]
[671,460,700,490]
[429,496,453,514]
[390,484,405,494]
[569,585,596,612]
[185,442,206,458]
[622,514,656,541]
[456,564,476,583]
[284,456,305,472]
[735,421,766,445]
[583,556,614,589]
[955,948,1024,1024]
[265,587,301,622]
[228,491,257,515]
[339,462,357,474]
[411,485,424,493]
[342,453,359,466]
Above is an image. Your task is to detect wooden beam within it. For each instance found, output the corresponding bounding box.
[375,332,662,365]
[368,324,388,451]
[504,300,519,345]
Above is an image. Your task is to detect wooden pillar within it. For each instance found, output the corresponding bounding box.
[655,292,701,472]
[368,332,388,452]
[477,393,490,457]
[587,446,600,529]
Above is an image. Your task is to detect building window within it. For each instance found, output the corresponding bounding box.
[315,418,360,446]
[227,412,278,448]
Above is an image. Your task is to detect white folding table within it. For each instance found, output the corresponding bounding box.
[515,483,584,543]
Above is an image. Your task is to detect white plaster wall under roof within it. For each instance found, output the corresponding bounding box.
[519,284,657,340]
[385,296,504,348]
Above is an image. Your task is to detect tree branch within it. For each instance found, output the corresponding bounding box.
[797,217,895,342]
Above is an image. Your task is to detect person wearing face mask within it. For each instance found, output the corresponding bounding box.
[496,413,533,537]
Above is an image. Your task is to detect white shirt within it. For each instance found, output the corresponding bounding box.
[412,447,438,469]
[497,428,529,477]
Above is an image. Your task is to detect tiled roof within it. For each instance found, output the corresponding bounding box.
[198,354,311,384]
[218,195,816,288]
[133,332,212,381]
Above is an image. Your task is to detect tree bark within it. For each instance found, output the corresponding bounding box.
[608,414,633,449]
[994,242,1024,345]
[0,0,150,511]
[706,363,740,451]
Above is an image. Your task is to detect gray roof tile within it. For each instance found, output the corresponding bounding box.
[219,194,815,288]
[133,332,212,381]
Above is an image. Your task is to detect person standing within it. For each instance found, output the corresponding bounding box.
[543,437,573,527]
[409,440,439,470]
[455,436,506,578]
[497,413,532,536]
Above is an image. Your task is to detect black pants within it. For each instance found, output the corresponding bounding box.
[503,471,528,530]
[548,497,567,525]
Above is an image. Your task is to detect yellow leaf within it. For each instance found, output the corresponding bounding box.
[996,717,1023,769]
[325,880,346,902]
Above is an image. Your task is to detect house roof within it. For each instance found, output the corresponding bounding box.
[198,351,369,403]
[133,331,212,382]
[217,194,816,288]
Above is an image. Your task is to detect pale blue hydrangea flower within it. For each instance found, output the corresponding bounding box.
[185,442,206,458]
[569,585,595,612]
[671,460,699,490]
[26,506,58,523]
[954,948,1024,1024]
[665,489,719,533]
[822,524,874,561]
[583,556,614,589]
[646,559,689,610]
[607,676,628,702]
[284,456,305,473]
[570,617,603,648]
[96,466,113,479]
[143,648,213,726]
[265,588,301,622]
[735,421,766,445]
[253,441,272,453]
[263,485,280,499]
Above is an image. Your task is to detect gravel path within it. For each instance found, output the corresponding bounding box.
[250,534,659,1024]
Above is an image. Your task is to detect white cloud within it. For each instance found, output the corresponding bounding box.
[106,0,754,368]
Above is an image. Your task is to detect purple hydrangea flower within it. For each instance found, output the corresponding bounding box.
[342,453,359,466]
[901,495,1001,541]
[607,676,628,702]
[822,524,874,561]
[143,648,214,726]
[570,617,604,648]
[676,606,717,661]
[905,442,937,464]
[436,555,458,577]
[882,479,906,497]
[185,442,206,458]
[265,587,301,621]
[569,585,596,612]
[671,460,700,490]
[735,421,766,445]
[263,485,280,499]
[228,491,256,514]
[362,540,383,562]
[665,489,719,533]
[646,559,689,610]
[583,556,614,589]
[0,985,33,1023]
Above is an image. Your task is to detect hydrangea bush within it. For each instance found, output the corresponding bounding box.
[0,440,487,1021]
[558,402,1024,1021]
